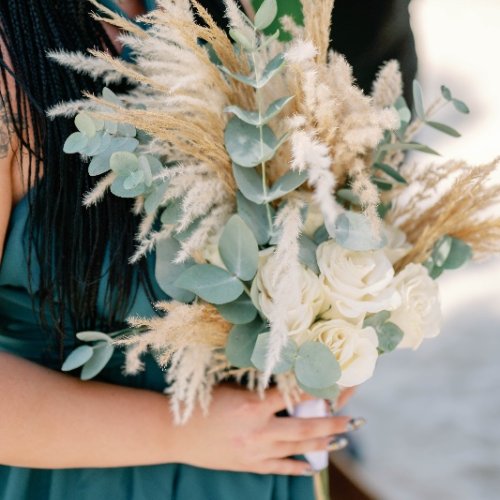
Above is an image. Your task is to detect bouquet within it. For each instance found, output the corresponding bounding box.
[54,0,500,477]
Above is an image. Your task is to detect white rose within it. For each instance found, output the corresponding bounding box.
[251,248,327,336]
[383,223,412,264]
[309,319,379,387]
[390,263,442,350]
[317,241,401,320]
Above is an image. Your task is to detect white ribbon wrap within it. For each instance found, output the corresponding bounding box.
[293,399,329,471]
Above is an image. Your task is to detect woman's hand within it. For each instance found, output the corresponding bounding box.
[171,384,361,476]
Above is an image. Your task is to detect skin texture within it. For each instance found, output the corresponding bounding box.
[0,1,358,475]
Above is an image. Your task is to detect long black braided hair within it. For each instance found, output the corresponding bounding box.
[0,1,157,357]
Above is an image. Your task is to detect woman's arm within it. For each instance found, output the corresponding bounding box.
[0,352,354,473]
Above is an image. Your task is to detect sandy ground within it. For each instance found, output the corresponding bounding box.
[343,1,500,499]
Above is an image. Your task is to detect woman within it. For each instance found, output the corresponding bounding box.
[0,1,416,499]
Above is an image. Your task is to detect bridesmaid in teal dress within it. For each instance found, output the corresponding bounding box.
[0,1,416,499]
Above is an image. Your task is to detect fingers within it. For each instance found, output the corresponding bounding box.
[258,458,313,476]
[271,436,331,458]
[270,415,352,441]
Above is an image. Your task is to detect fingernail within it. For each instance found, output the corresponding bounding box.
[346,417,366,432]
[302,466,315,476]
[327,436,348,452]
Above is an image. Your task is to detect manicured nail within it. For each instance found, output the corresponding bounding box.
[327,436,348,452]
[346,417,366,432]
[302,466,315,476]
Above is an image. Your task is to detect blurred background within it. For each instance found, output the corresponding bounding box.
[333,0,500,499]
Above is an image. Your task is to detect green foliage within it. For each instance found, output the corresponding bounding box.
[80,343,114,381]
[174,264,245,305]
[373,163,407,184]
[426,121,461,137]
[363,311,403,354]
[225,318,265,368]
[224,96,293,127]
[251,333,298,374]
[425,235,472,278]
[236,191,274,245]
[216,293,258,324]
[61,345,94,372]
[333,212,387,251]
[297,381,340,400]
[294,342,341,389]
[225,117,278,167]
[298,234,319,274]
[76,331,113,343]
[412,80,425,120]
[155,238,196,303]
[254,0,278,31]
[218,215,259,281]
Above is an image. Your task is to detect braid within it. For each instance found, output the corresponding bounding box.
[0,0,156,359]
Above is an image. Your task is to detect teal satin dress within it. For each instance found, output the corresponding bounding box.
[0,2,314,498]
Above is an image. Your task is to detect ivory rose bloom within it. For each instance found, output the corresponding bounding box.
[390,263,442,350]
[251,248,327,336]
[309,319,379,387]
[317,241,401,319]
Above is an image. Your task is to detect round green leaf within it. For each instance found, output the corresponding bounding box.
[155,238,196,303]
[75,112,96,137]
[109,151,139,174]
[442,237,472,269]
[333,212,387,251]
[174,264,244,305]
[63,132,88,154]
[232,163,267,204]
[294,342,341,389]
[225,318,263,368]
[219,215,259,281]
[225,117,277,168]
[216,293,258,324]
[236,191,273,245]
[80,343,114,381]
[76,331,112,343]
[61,345,94,372]
[110,175,145,198]
[267,169,307,202]
[377,322,404,353]
[254,0,278,31]
[251,333,298,374]
[297,381,341,401]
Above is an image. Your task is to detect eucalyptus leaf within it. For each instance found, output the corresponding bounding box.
[371,177,393,191]
[80,343,114,381]
[267,169,308,201]
[294,342,341,389]
[61,345,94,372]
[83,134,104,156]
[229,28,255,50]
[109,151,138,174]
[256,53,285,88]
[441,85,452,101]
[117,122,136,138]
[64,132,88,154]
[254,0,278,31]
[161,199,183,225]
[219,215,259,281]
[432,235,453,267]
[412,80,425,120]
[224,96,293,127]
[426,121,461,137]
[174,264,244,305]
[441,236,472,269]
[144,183,168,215]
[379,142,440,156]
[263,96,294,123]
[373,163,407,184]
[225,117,277,167]
[174,217,202,242]
[232,163,267,204]
[313,225,329,245]
[337,189,361,206]
[297,381,340,400]
[298,234,319,274]
[102,87,122,106]
[218,65,257,87]
[225,318,264,368]
[236,191,273,245]
[110,175,145,198]
[155,238,196,303]
[87,137,139,176]
[363,311,391,329]
[251,333,298,374]
[377,321,404,353]
[334,212,387,251]
[452,98,470,114]
[76,331,112,343]
[75,113,96,137]
[216,293,258,324]
[377,201,393,219]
